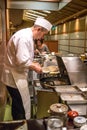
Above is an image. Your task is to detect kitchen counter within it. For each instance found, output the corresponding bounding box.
[0,118,81,130]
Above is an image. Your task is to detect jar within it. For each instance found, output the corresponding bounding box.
[47,116,63,130]
[73,116,86,127]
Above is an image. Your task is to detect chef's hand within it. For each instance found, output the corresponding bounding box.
[34,62,42,73]
[29,62,42,74]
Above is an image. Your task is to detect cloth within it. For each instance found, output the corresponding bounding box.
[1,28,34,119]
[11,70,31,119]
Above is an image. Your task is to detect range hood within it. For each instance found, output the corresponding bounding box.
[7,0,72,10]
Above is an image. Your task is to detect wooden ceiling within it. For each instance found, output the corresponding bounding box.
[46,0,87,25]
[8,0,87,28]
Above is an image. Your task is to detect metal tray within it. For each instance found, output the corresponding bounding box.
[60,93,87,104]
[68,104,87,116]
[79,87,87,92]
[55,85,80,94]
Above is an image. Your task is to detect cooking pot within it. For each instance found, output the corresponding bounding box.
[49,103,68,115]
[48,103,68,125]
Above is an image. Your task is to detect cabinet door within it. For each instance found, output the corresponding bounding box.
[45,41,58,53]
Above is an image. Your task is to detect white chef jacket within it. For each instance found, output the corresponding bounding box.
[2,28,34,88]
[1,28,34,119]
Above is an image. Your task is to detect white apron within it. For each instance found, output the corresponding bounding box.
[11,69,31,120]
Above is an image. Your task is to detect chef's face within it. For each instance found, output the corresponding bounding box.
[34,27,48,40]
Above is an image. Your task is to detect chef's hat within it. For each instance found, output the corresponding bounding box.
[34,17,52,31]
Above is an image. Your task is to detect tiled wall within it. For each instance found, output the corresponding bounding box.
[48,15,87,55]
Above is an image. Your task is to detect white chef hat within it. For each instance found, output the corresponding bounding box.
[34,17,52,31]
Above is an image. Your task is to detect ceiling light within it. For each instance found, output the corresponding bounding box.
[24,17,36,21]
[26,10,47,16]
[41,10,51,13]
[25,12,44,18]
[24,14,36,20]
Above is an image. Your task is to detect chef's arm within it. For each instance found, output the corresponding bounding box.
[29,62,42,74]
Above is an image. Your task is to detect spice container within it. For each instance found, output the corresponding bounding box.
[73,116,86,127]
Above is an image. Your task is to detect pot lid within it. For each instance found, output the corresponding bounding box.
[67,110,79,119]
[50,103,68,114]
[74,116,86,124]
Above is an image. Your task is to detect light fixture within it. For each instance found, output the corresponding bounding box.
[24,17,36,21]
[41,10,51,13]
[23,14,36,21]
[26,10,48,16]
[26,12,44,18]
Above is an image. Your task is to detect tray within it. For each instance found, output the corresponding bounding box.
[55,85,80,94]
[79,87,87,92]
[68,104,87,115]
[60,93,87,104]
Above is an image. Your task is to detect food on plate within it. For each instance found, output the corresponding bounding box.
[42,65,59,73]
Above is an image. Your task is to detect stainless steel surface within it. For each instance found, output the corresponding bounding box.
[68,104,87,116]
[62,56,87,86]
[60,93,87,104]
[55,85,81,94]
[56,55,87,86]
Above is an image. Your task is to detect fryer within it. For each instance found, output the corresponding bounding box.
[39,55,71,89]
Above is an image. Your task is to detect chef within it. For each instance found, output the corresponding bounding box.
[1,17,52,120]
